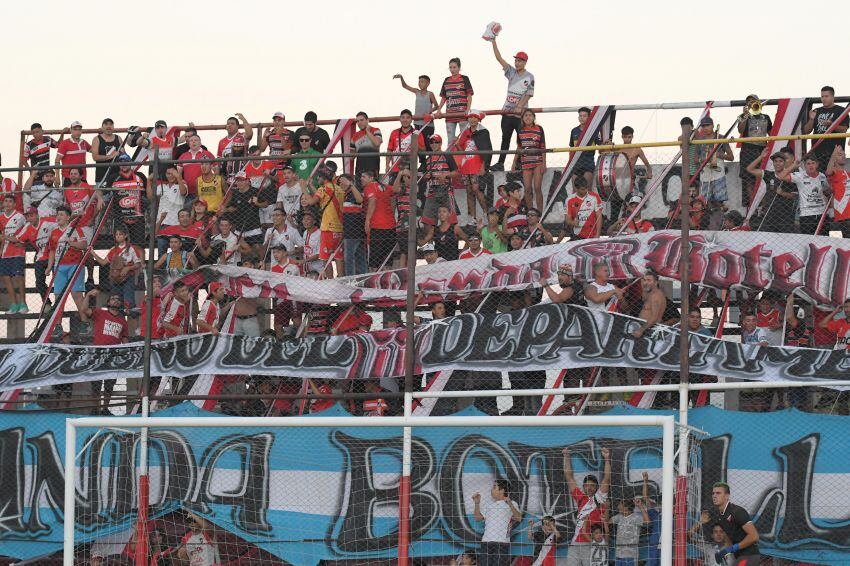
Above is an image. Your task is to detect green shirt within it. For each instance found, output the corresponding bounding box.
[291,148,321,180]
[481,226,507,253]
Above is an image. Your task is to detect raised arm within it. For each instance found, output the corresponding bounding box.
[562,447,578,494]
[599,447,611,495]
[472,492,484,521]
[236,113,253,142]
[393,74,418,94]
[490,38,509,70]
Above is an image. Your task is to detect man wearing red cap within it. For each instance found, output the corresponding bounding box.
[487,39,535,171]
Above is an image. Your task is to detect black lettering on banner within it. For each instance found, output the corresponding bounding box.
[147,431,197,510]
[12,349,75,385]
[220,336,273,369]
[25,432,66,534]
[514,304,565,362]
[421,314,477,365]
[0,428,25,533]
[0,348,20,386]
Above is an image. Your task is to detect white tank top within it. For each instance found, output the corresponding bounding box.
[586,281,615,310]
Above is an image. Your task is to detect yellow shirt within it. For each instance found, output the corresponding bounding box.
[196,175,224,212]
[316,182,345,233]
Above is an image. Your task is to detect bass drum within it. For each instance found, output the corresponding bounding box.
[596,152,631,200]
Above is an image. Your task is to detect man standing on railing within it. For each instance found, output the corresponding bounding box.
[90,118,123,186]
[435,58,474,147]
[386,109,426,179]
[487,38,534,172]
[802,86,848,171]
[570,108,601,188]
[562,446,611,566]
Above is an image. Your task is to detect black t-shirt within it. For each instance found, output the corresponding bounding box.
[713,502,759,556]
[762,172,797,226]
[224,188,261,232]
[294,126,331,153]
[740,114,773,148]
[812,105,849,156]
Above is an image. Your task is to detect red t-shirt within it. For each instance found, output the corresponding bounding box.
[160,296,190,338]
[454,128,484,175]
[56,138,92,179]
[826,319,850,350]
[459,247,493,260]
[245,160,276,185]
[91,308,128,346]
[311,384,334,413]
[198,299,220,330]
[619,218,654,234]
[362,397,388,416]
[158,223,205,240]
[0,211,27,258]
[570,486,607,543]
[138,296,162,339]
[386,128,426,172]
[363,181,396,229]
[812,308,837,347]
[0,178,23,213]
[65,184,94,218]
[566,192,602,238]
[49,225,88,265]
[178,149,216,195]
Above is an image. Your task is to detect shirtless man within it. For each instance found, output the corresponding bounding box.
[632,270,666,338]
[543,263,580,304]
[620,126,653,186]
[221,255,261,336]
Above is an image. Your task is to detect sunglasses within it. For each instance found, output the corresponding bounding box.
[558,270,573,276]
[299,138,311,142]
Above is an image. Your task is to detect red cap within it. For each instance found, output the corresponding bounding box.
[429,134,443,144]
[25,207,38,216]
[514,51,528,61]
[195,199,208,207]
[209,282,223,294]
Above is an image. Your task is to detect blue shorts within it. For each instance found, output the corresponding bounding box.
[54,264,86,294]
[0,257,24,277]
[700,176,728,202]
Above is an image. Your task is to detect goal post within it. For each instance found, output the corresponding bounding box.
[64,414,677,566]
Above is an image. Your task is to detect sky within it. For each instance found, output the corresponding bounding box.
[1,0,849,174]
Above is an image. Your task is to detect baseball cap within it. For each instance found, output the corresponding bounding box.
[429,134,443,144]
[514,51,529,61]
[466,109,485,120]
[154,119,167,128]
[70,121,82,128]
[273,111,286,120]
[420,242,436,252]
[467,232,481,241]
[699,116,714,126]
[116,153,133,163]
[195,198,208,207]
[208,282,223,293]
[235,170,248,179]
[628,195,642,205]
[25,207,38,216]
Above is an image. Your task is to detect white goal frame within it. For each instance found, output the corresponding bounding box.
[64,414,675,566]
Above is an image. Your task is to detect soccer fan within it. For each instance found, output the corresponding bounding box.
[479,207,507,254]
[340,174,366,275]
[108,154,146,244]
[217,113,253,182]
[585,263,623,311]
[818,299,850,350]
[294,111,331,153]
[159,209,204,253]
[562,446,611,565]
[178,135,215,197]
[632,271,666,339]
[589,524,609,566]
[745,148,797,233]
[472,479,522,566]
[458,232,491,260]
[220,170,274,258]
[386,109,425,176]
[525,515,560,566]
[270,245,302,333]
[363,170,396,270]
[421,242,442,264]
[516,109,546,211]
[258,111,295,168]
[196,282,225,335]
[802,86,849,171]
[17,206,56,306]
[56,121,91,184]
[174,125,205,160]
[90,118,123,185]
[740,313,769,346]
[244,147,278,229]
[755,294,783,346]
[695,116,732,227]
[420,205,467,262]
[276,165,302,222]
[196,217,248,266]
[710,482,760,565]
[607,196,653,235]
[24,169,64,218]
[422,134,459,227]
[0,163,21,214]
[291,133,321,181]
[434,58,474,146]
[688,306,713,337]
[826,146,850,237]
[392,74,438,141]
[453,110,491,224]
[569,108,602,186]
[23,123,61,181]
[301,168,345,277]
[136,119,179,170]
[63,167,103,223]
[487,38,534,171]
[777,154,830,234]
[565,176,602,240]
[92,225,142,332]
[350,112,382,177]
[543,264,583,305]
[619,126,653,186]
[500,181,528,237]
[177,514,220,566]
[148,165,188,255]
[299,209,323,274]
[737,94,773,208]
[161,280,193,338]
[610,498,650,565]
[46,205,90,314]
[79,290,128,413]
[392,166,414,267]
[262,208,304,264]
[0,196,28,313]
[195,159,224,213]
[154,235,195,270]
[138,275,163,340]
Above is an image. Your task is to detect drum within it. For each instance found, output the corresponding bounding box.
[596,153,631,199]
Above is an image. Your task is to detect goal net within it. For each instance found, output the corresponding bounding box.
[63,414,694,565]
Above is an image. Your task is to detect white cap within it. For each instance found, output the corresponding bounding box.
[273,111,285,120]
[420,242,436,252]
[70,121,82,128]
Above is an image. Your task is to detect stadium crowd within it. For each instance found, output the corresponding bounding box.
[0,37,848,418]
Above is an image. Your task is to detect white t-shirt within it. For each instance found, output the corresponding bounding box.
[503,66,535,111]
[590,539,610,566]
[586,281,616,311]
[611,511,645,559]
[302,227,323,273]
[264,225,304,253]
[181,531,220,566]
[742,327,768,345]
[27,183,65,218]
[212,232,240,265]
[277,182,302,217]
[481,499,516,543]
[791,171,828,217]
[156,181,186,226]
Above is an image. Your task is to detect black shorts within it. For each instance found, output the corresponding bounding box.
[739,143,764,181]
[369,228,396,268]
